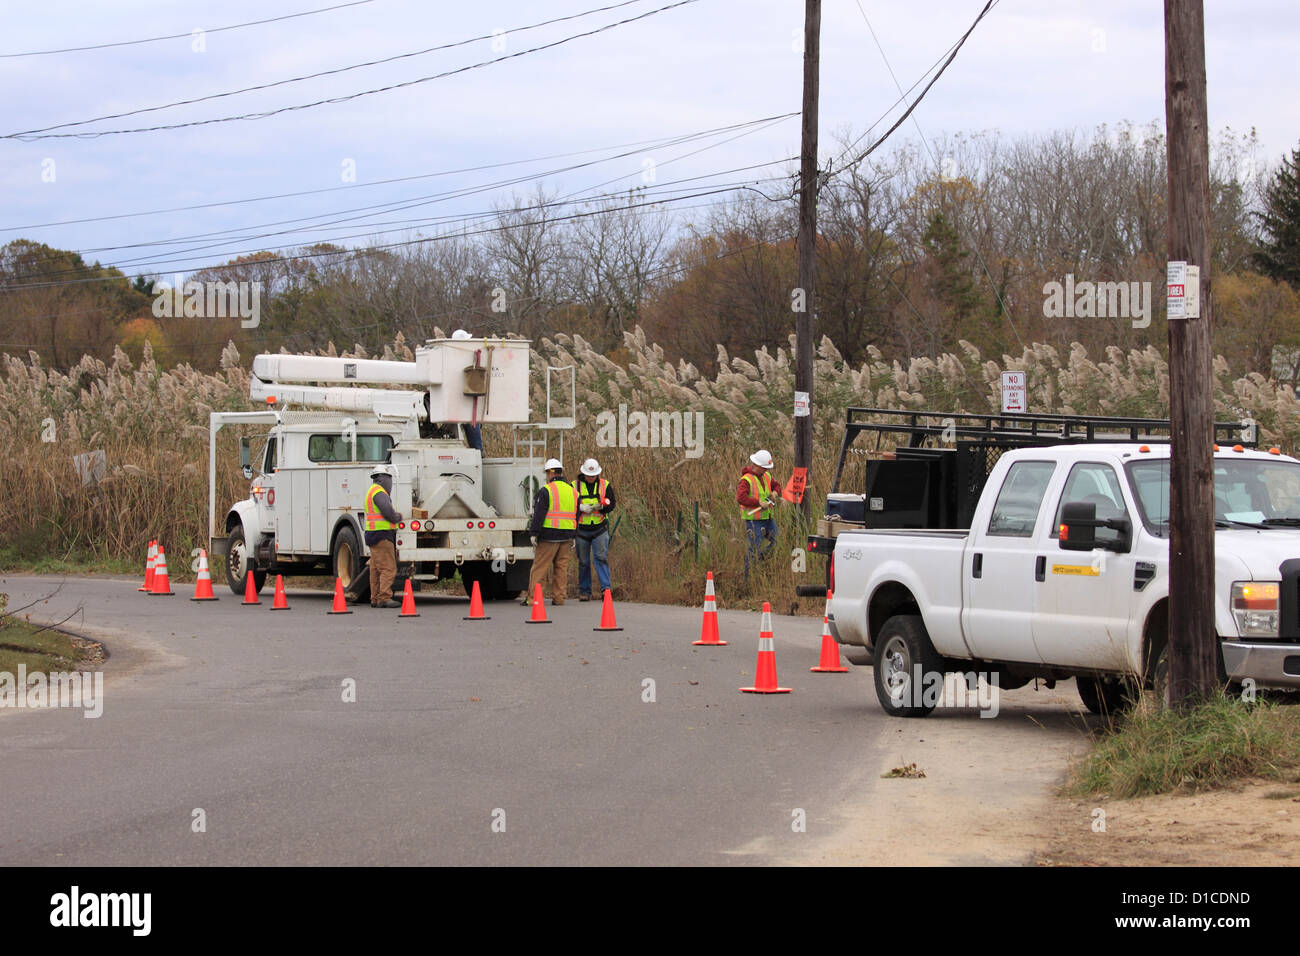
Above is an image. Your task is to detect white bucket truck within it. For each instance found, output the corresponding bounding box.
[207,336,569,603]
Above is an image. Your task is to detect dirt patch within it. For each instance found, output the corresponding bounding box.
[799,681,1097,866]
[1039,778,1300,866]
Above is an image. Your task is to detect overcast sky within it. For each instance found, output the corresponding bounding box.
[2,0,1295,281]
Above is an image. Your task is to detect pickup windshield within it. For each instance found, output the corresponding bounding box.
[1127,457,1300,533]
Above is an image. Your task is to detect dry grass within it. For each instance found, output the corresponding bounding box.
[4,328,1299,602]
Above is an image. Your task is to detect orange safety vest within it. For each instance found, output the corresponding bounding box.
[542,480,578,530]
[741,472,773,520]
[365,482,393,532]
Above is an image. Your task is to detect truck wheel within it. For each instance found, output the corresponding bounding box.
[225,523,267,596]
[1076,675,1136,717]
[873,615,942,718]
[333,526,371,605]
[461,562,503,601]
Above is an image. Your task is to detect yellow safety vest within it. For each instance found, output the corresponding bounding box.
[365,483,393,531]
[741,472,773,520]
[573,477,610,526]
[542,480,578,530]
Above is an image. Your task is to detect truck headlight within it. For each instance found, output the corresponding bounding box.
[1231,582,1280,637]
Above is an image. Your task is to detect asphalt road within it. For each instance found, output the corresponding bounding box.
[0,574,892,866]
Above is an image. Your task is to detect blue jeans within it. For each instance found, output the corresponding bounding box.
[744,517,777,575]
[576,530,611,596]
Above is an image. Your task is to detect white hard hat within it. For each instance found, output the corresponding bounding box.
[580,458,602,477]
[370,464,395,479]
[750,449,774,469]
[543,458,563,472]
[451,329,472,340]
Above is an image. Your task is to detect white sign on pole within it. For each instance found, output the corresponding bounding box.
[1167,261,1200,319]
[1001,371,1026,414]
[793,390,810,417]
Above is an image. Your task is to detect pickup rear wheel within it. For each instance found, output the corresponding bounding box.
[1077,675,1137,717]
[873,614,942,718]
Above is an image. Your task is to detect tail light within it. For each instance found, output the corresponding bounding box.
[397,522,406,529]
[410,520,422,531]
[829,553,836,594]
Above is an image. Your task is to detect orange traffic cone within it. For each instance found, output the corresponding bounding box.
[149,545,174,596]
[271,574,290,611]
[740,602,790,694]
[327,577,352,615]
[242,567,261,605]
[399,579,419,617]
[191,549,218,602]
[693,571,726,646]
[593,588,622,632]
[525,583,551,625]
[463,579,490,621]
[138,540,156,592]
[810,611,847,673]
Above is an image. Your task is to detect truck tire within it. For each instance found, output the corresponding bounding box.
[461,561,507,601]
[873,614,943,718]
[225,523,267,596]
[1076,675,1136,717]
[333,525,371,605]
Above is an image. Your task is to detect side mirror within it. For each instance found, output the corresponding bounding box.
[239,438,253,479]
[1059,502,1132,553]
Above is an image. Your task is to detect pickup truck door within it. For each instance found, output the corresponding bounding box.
[1031,461,1137,671]
[961,459,1058,663]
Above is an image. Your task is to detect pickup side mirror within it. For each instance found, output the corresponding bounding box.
[1059,501,1132,553]
[239,437,253,480]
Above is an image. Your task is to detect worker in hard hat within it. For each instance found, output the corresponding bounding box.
[525,458,577,605]
[365,464,404,608]
[572,457,616,602]
[738,449,782,580]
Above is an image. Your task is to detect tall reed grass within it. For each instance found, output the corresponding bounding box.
[2,330,1297,609]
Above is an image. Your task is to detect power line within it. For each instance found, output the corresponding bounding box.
[10,0,654,136]
[49,117,795,257]
[850,0,1021,350]
[7,116,795,284]
[0,0,376,58]
[5,0,703,140]
[1,172,793,292]
[0,112,794,234]
[835,0,998,177]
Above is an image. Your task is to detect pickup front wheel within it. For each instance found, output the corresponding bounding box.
[873,614,943,718]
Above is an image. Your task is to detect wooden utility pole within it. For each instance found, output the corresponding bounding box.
[1164,0,1217,705]
[794,0,820,521]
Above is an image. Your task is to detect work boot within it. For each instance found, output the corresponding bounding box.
[579,593,591,602]
[381,599,401,609]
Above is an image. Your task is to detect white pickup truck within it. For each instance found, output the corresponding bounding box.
[827,441,1300,716]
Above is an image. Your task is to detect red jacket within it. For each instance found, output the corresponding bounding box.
[737,465,781,510]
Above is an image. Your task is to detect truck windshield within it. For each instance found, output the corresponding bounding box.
[1127,457,1300,532]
